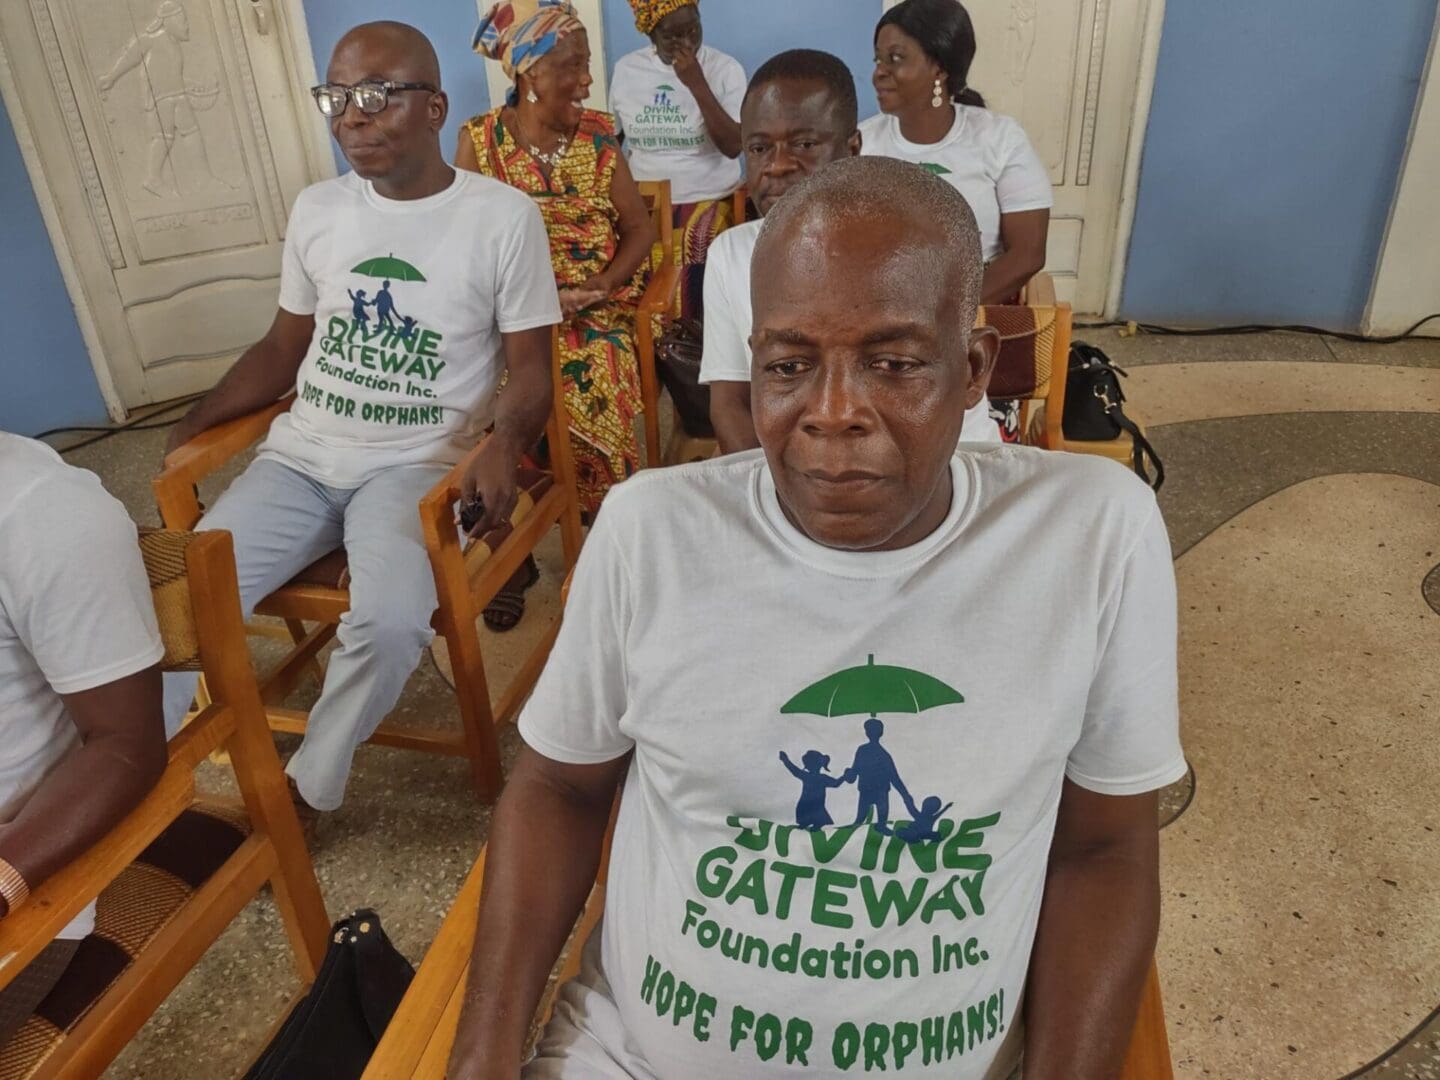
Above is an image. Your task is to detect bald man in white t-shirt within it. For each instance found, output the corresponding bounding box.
[451,156,1182,1080]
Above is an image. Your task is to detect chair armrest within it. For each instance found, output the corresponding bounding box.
[421,439,480,516]
[1021,271,1058,307]
[637,255,680,319]
[154,397,293,529]
[0,765,194,992]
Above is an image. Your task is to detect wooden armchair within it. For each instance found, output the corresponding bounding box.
[0,529,329,1078]
[976,300,1073,451]
[635,179,682,468]
[153,337,584,802]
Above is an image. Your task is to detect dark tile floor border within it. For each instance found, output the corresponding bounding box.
[1424,563,1440,618]
[1082,330,1440,369]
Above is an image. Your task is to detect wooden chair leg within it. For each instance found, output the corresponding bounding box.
[189,537,330,978]
[635,312,663,468]
[227,712,330,980]
[440,619,504,802]
[285,619,326,686]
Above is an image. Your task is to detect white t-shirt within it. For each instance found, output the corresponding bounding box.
[699,220,1002,443]
[521,447,1185,1079]
[259,169,561,488]
[611,45,745,205]
[859,108,1052,263]
[0,435,165,940]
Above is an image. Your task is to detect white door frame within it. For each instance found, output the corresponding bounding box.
[0,0,335,421]
[1363,11,1440,338]
[1104,0,1165,319]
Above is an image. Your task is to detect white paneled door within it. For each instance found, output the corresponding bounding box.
[0,0,332,414]
[883,0,1160,314]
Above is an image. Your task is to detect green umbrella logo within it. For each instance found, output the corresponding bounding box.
[657,83,677,91]
[350,253,427,282]
[919,163,952,177]
[781,655,964,720]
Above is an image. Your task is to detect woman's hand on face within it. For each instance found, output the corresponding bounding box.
[670,45,706,91]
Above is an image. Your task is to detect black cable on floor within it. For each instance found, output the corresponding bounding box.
[1073,311,1440,344]
[37,394,203,455]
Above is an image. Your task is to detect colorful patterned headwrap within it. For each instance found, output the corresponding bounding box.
[629,0,697,36]
[473,0,585,83]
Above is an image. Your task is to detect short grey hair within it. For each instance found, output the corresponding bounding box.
[756,155,985,331]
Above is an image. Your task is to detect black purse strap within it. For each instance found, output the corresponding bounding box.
[1090,381,1166,492]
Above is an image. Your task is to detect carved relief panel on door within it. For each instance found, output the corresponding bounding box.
[962,0,1081,185]
[58,0,268,261]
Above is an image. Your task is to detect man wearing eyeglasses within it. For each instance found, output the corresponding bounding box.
[162,21,561,816]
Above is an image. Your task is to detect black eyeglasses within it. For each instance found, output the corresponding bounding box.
[311,80,438,118]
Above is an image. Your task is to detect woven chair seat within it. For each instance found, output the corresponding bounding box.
[0,804,251,1079]
[274,467,556,595]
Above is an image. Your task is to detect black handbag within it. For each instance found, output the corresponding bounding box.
[1063,342,1165,491]
[244,909,415,1080]
[654,317,715,439]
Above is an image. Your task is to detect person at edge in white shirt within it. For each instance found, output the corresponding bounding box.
[159,22,561,816]
[700,49,1001,455]
[447,157,1184,1080]
[610,0,745,321]
[0,434,167,1045]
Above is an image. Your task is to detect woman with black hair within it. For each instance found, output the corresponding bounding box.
[863,0,1051,306]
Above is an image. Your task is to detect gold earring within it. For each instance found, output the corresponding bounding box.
[932,78,945,108]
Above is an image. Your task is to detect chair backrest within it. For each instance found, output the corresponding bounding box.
[636,179,674,261]
[0,530,328,1077]
[732,186,750,224]
[976,302,1073,450]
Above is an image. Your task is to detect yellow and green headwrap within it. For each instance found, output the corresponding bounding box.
[474,0,585,84]
[629,0,697,37]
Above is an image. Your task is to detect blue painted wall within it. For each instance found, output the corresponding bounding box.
[1120,0,1438,330]
[0,107,107,437]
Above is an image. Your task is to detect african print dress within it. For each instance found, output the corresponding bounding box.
[462,108,645,515]
[668,196,735,322]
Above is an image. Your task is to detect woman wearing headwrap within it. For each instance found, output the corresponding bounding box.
[609,0,744,321]
[460,0,655,631]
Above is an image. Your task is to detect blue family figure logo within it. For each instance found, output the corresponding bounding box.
[842,717,920,836]
[374,280,403,334]
[349,254,428,341]
[348,288,372,329]
[896,795,955,843]
[654,83,675,107]
[778,750,846,830]
[779,654,965,843]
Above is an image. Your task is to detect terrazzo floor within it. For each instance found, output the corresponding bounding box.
[43,327,1440,1078]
